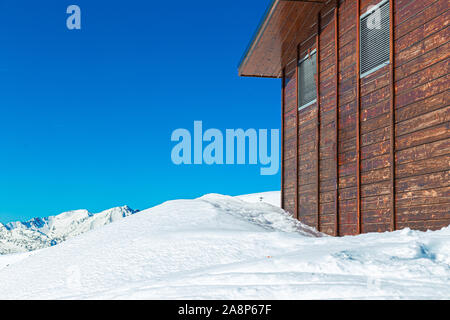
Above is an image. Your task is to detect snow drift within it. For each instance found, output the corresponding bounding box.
[0,192,449,300]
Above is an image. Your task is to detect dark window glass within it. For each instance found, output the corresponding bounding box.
[298,52,317,109]
[360,1,390,77]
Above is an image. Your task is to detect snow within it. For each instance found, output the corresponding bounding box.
[0,206,136,254]
[236,191,281,207]
[0,192,449,300]
[0,252,32,272]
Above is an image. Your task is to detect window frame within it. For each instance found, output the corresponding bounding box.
[298,49,318,111]
[359,0,391,78]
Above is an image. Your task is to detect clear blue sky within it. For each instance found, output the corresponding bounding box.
[0,0,280,223]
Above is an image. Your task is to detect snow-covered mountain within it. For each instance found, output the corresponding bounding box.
[0,192,279,256]
[0,192,449,300]
[0,206,137,255]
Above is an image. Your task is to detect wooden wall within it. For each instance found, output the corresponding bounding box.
[393,0,449,230]
[298,36,319,230]
[315,8,338,235]
[281,0,449,235]
[282,60,298,216]
[336,0,360,235]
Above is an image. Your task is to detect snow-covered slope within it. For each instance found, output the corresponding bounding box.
[0,193,449,300]
[236,191,280,207]
[0,193,279,255]
[0,206,136,255]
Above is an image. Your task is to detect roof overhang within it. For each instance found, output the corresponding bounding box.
[238,0,327,78]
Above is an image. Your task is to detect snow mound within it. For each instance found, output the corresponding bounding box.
[235,191,280,207]
[200,194,319,236]
[0,193,449,300]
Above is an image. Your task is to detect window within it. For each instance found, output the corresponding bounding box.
[298,50,317,110]
[360,0,390,78]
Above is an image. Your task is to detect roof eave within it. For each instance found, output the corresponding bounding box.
[238,0,328,78]
[238,0,279,77]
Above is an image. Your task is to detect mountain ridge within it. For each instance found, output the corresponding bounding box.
[0,205,137,255]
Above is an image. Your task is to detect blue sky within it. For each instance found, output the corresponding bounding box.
[0,0,280,223]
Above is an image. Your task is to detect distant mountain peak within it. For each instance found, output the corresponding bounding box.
[0,205,137,255]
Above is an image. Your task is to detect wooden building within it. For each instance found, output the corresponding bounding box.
[239,0,449,236]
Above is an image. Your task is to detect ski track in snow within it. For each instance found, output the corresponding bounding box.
[0,192,449,300]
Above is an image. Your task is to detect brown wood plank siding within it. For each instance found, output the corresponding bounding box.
[282,61,298,215]
[316,13,321,232]
[358,0,394,233]
[389,0,396,231]
[281,68,286,209]
[318,7,339,236]
[278,0,449,235]
[356,0,362,234]
[337,0,359,235]
[297,30,319,229]
[295,48,300,220]
[393,0,450,231]
[333,3,340,236]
